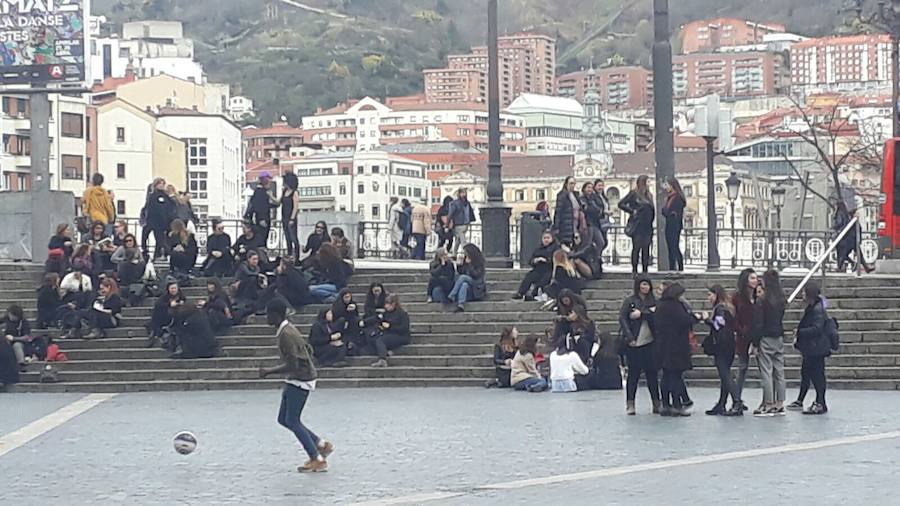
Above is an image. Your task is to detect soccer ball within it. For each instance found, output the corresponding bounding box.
[173,431,197,455]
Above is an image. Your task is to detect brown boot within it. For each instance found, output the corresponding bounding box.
[626,400,636,416]
[652,399,661,414]
[318,441,335,458]
[298,459,328,473]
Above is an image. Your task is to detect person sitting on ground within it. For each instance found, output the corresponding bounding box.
[510,335,548,392]
[427,247,456,303]
[569,228,602,280]
[554,289,589,322]
[202,220,233,278]
[356,283,387,354]
[46,223,74,275]
[550,335,590,393]
[2,305,35,373]
[232,221,264,266]
[363,283,387,322]
[368,294,411,368]
[330,227,355,279]
[485,327,518,388]
[148,280,185,348]
[303,221,329,262]
[232,250,266,323]
[198,279,234,335]
[512,231,559,301]
[167,219,198,277]
[170,304,218,359]
[74,278,124,339]
[307,243,349,303]
[446,243,486,313]
[36,273,62,329]
[544,249,582,304]
[308,309,349,368]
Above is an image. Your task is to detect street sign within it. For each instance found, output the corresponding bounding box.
[0,0,88,85]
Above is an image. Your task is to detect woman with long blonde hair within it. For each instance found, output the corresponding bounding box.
[545,249,582,302]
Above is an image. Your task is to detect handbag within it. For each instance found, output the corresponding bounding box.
[702,333,718,356]
[624,216,638,238]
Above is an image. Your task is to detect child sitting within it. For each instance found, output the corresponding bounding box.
[549,337,589,393]
[510,335,548,392]
[485,327,518,388]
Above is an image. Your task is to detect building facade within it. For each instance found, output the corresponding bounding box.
[680,18,786,54]
[242,123,306,164]
[790,34,892,94]
[282,152,430,221]
[556,66,653,110]
[381,142,486,211]
[672,51,789,99]
[93,74,230,116]
[303,96,526,154]
[506,93,584,156]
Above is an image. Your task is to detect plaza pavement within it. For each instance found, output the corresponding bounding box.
[2,388,900,505]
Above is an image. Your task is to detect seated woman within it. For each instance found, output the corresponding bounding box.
[510,335,548,392]
[332,288,361,335]
[363,283,386,322]
[170,304,218,359]
[569,228,602,280]
[554,289,589,322]
[426,247,456,303]
[485,327,518,388]
[59,268,93,337]
[330,227,355,279]
[307,243,349,303]
[36,273,62,329]
[232,221,264,266]
[117,246,146,287]
[302,220,329,262]
[167,219,198,277]
[232,251,266,323]
[544,249,582,305]
[564,312,622,391]
[550,338,590,393]
[308,309,349,367]
[76,278,124,339]
[110,234,139,266]
[369,294,410,368]
[202,220,233,278]
[46,223,74,275]
[446,243,486,313]
[87,221,115,273]
[2,305,35,372]
[274,258,312,309]
[199,278,234,334]
[70,244,95,282]
[148,280,185,348]
[0,330,19,387]
[512,231,558,301]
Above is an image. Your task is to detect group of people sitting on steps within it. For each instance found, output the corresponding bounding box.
[488,267,836,417]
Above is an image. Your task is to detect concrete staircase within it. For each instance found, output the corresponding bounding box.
[4,263,900,393]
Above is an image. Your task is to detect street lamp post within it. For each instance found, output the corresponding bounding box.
[772,184,787,269]
[652,0,675,271]
[880,0,900,137]
[725,172,742,268]
[480,0,512,267]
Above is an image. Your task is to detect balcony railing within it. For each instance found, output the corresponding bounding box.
[110,218,879,270]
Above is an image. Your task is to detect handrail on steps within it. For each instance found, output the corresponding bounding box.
[788,216,858,304]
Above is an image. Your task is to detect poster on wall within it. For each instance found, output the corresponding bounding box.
[0,0,87,85]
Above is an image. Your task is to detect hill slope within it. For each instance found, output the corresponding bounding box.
[94,0,853,124]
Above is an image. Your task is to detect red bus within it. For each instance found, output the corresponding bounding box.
[880,139,900,258]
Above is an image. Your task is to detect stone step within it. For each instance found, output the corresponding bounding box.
[62,343,493,360]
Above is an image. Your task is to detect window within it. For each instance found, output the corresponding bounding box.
[61,113,83,138]
[116,200,126,216]
[536,189,547,201]
[358,183,365,194]
[298,186,332,197]
[61,155,84,180]
[189,171,208,199]
[515,190,525,201]
[357,166,364,174]
[339,183,346,195]
[372,165,380,174]
[358,204,365,216]
[372,205,380,219]
[684,185,694,197]
[116,163,126,179]
[116,127,125,143]
[187,138,208,167]
[413,188,422,198]
[399,186,408,197]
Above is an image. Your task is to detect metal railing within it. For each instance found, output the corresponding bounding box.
[107,217,879,270]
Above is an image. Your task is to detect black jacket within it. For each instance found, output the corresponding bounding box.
[662,194,686,231]
[233,233,264,261]
[1,317,30,338]
[234,263,263,301]
[619,191,655,237]
[309,313,346,355]
[332,293,360,329]
[654,284,694,371]
[381,308,410,339]
[0,338,18,385]
[174,310,218,359]
[117,258,146,286]
[277,265,311,308]
[48,234,73,256]
[145,190,175,229]
[167,234,198,259]
[553,189,577,243]
[246,187,274,226]
[37,287,61,323]
[579,194,604,230]
[796,298,829,357]
[303,233,327,255]
[704,303,736,358]
[751,296,786,345]
[619,293,656,345]
[151,292,185,333]
[429,259,456,284]
[528,242,559,268]
[207,233,232,258]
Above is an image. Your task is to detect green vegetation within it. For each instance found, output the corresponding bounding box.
[93,0,858,125]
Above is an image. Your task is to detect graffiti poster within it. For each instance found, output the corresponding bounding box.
[0,0,86,85]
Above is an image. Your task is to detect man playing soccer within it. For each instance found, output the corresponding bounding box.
[260,299,334,472]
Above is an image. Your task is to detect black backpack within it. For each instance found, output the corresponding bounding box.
[825,317,840,353]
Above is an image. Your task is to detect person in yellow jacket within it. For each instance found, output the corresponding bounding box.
[82,173,116,234]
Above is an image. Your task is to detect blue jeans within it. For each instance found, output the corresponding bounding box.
[277,383,320,459]
[431,286,448,303]
[448,274,474,306]
[513,377,548,391]
[412,233,427,260]
[309,284,337,300]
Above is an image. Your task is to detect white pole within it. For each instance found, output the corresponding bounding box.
[788,216,858,303]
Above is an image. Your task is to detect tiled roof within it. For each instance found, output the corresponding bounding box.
[242,123,304,138]
[382,142,483,154]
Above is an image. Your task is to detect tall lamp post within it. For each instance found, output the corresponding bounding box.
[480,0,512,267]
[772,184,787,269]
[725,172,741,268]
[879,0,900,137]
[652,0,675,271]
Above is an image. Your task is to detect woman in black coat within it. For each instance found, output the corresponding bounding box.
[303,221,329,258]
[553,176,581,247]
[791,281,831,415]
[545,249,582,301]
[275,259,312,309]
[570,228,601,280]
[435,196,455,251]
[36,273,62,329]
[46,223,74,275]
[144,179,175,260]
[232,222,265,266]
[166,219,198,276]
[701,285,741,416]
[513,231,559,300]
[654,283,695,416]
[148,280,185,347]
[308,308,349,367]
[170,304,218,359]
[369,294,411,368]
[661,176,687,272]
[201,279,234,335]
[618,275,659,415]
[618,175,655,274]
[202,220,233,277]
[427,247,456,302]
[332,288,361,338]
